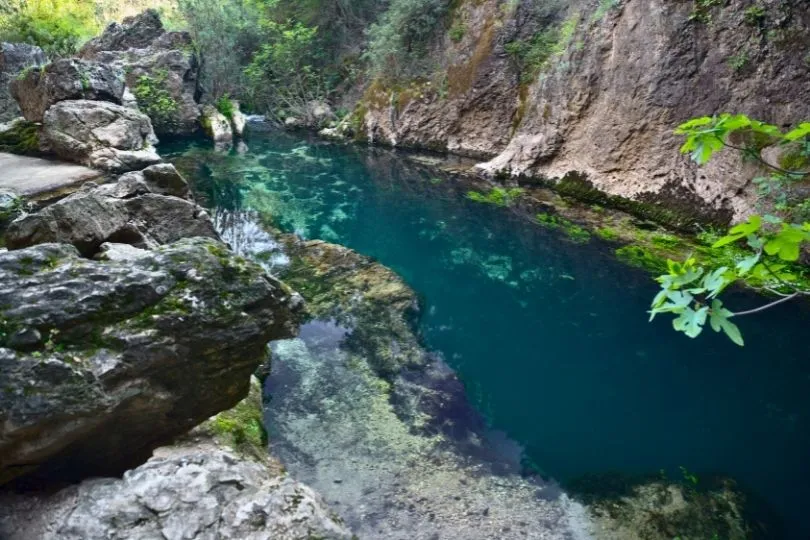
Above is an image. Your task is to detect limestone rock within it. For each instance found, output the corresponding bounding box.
[5,164,215,256]
[10,59,125,123]
[230,100,247,137]
[0,237,301,485]
[41,99,161,172]
[0,43,46,122]
[0,447,352,540]
[79,10,202,136]
[201,104,233,143]
[79,9,165,55]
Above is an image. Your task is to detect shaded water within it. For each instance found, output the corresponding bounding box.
[162,132,810,537]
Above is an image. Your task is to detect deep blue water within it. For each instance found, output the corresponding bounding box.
[163,132,810,538]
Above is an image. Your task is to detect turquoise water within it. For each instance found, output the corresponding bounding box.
[163,132,810,538]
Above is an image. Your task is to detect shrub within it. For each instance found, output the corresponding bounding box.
[215,94,235,120]
[365,0,448,78]
[0,0,99,58]
[132,71,179,129]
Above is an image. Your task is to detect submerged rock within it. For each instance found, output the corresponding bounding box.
[40,99,161,172]
[0,42,46,122]
[79,10,202,136]
[5,163,215,256]
[10,59,125,123]
[0,237,301,485]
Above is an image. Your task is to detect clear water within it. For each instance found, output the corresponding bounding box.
[162,132,810,538]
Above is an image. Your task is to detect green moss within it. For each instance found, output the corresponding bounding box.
[0,121,40,156]
[205,377,267,457]
[467,187,523,207]
[536,213,591,243]
[615,245,669,273]
[595,227,620,241]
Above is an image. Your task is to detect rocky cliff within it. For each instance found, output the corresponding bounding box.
[354,0,810,224]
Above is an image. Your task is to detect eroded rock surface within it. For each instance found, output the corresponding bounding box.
[0,237,300,485]
[40,99,161,172]
[10,59,125,123]
[0,42,46,122]
[356,0,810,223]
[6,163,214,255]
[201,104,233,143]
[79,10,202,136]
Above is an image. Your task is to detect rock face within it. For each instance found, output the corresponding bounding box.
[79,10,202,136]
[10,59,125,123]
[5,163,215,256]
[201,104,233,143]
[355,0,810,223]
[40,99,161,172]
[0,236,300,485]
[0,43,46,122]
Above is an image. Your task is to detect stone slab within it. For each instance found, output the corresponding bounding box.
[0,152,103,198]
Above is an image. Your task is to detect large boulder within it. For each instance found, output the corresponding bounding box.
[41,99,161,172]
[0,447,352,540]
[0,236,301,485]
[201,104,232,143]
[5,164,215,256]
[0,42,46,122]
[79,10,202,136]
[10,59,125,123]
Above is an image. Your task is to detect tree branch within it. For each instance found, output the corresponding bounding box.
[730,292,799,317]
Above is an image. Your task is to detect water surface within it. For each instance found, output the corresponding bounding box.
[163,132,810,538]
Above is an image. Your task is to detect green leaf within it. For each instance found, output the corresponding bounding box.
[735,253,760,275]
[672,306,708,338]
[702,266,732,298]
[784,123,810,142]
[709,299,745,346]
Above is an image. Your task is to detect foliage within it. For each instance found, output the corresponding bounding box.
[244,19,326,122]
[743,4,766,26]
[467,187,524,207]
[590,0,619,23]
[215,94,235,120]
[689,0,723,24]
[364,0,448,78]
[0,0,99,57]
[504,13,579,84]
[650,114,810,345]
[178,0,265,101]
[131,71,178,129]
[449,21,465,43]
[727,50,749,72]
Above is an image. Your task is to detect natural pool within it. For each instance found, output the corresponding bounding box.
[162,131,810,538]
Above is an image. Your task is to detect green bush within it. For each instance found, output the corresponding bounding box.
[131,71,179,129]
[0,0,99,58]
[215,94,235,119]
[365,0,448,77]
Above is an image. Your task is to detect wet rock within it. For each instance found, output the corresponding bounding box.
[5,164,215,256]
[40,99,161,172]
[79,10,202,136]
[0,237,301,485]
[230,100,247,137]
[0,447,353,540]
[201,104,233,143]
[10,59,125,123]
[0,43,46,122]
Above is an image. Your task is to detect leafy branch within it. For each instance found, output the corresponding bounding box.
[651,114,810,345]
